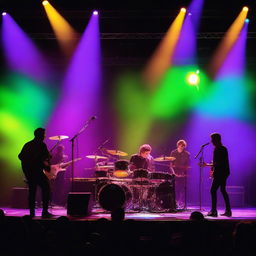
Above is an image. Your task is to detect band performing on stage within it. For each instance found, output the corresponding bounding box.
[18,128,232,217]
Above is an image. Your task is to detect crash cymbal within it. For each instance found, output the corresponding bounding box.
[154,156,176,162]
[49,135,69,140]
[106,149,128,156]
[86,155,108,160]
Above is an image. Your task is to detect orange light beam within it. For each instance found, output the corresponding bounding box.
[143,8,186,87]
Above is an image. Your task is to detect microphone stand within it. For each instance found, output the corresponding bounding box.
[49,139,61,153]
[194,145,206,211]
[70,117,96,192]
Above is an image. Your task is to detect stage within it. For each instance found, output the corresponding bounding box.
[2,206,256,221]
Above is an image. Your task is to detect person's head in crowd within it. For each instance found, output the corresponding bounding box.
[111,207,125,222]
[190,211,205,221]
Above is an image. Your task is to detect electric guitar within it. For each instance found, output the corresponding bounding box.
[44,158,82,180]
[198,162,214,179]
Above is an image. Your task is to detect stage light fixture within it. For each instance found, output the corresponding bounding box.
[245,18,249,23]
[42,1,49,6]
[187,72,200,86]
[181,8,186,13]
[2,12,7,16]
[93,10,98,15]
[243,6,249,12]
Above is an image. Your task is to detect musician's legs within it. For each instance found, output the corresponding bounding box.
[175,178,186,209]
[210,178,220,212]
[27,180,37,216]
[38,174,51,214]
[220,179,231,212]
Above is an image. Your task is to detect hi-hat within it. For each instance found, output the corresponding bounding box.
[154,156,176,162]
[86,155,108,160]
[106,149,128,156]
[49,135,69,140]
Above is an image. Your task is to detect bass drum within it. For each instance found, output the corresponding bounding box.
[95,179,109,201]
[155,181,176,210]
[98,183,132,211]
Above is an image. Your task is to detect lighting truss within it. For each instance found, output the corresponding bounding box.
[29,32,256,40]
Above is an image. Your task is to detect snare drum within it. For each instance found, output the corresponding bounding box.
[95,170,108,178]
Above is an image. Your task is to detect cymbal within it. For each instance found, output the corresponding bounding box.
[49,135,69,140]
[86,155,108,160]
[106,149,128,156]
[154,156,176,162]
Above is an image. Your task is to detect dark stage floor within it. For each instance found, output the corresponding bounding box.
[2,206,256,221]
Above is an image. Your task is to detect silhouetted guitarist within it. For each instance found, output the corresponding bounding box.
[18,128,53,218]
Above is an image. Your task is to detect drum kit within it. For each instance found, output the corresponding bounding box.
[49,134,177,212]
[85,149,177,213]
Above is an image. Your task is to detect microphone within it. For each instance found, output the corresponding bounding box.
[70,116,97,142]
[86,116,97,123]
[201,142,210,147]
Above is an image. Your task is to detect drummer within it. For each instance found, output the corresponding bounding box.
[129,144,155,172]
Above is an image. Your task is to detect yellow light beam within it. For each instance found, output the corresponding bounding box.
[42,1,78,57]
[143,8,186,87]
[208,7,248,78]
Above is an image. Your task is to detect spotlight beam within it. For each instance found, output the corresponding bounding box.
[208,7,248,79]
[42,1,78,56]
[143,9,186,87]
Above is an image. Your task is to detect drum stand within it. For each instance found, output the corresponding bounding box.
[132,179,147,212]
[138,182,145,212]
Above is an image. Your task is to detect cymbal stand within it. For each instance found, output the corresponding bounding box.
[137,178,144,212]
[49,139,62,153]
[184,174,188,211]
[140,178,145,211]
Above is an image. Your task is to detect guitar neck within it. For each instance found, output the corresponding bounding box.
[60,158,81,167]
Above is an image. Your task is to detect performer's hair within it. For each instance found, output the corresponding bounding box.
[139,144,152,154]
[177,139,187,148]
[210,132,221,142]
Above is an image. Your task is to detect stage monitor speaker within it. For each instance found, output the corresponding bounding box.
[67,192,93,216]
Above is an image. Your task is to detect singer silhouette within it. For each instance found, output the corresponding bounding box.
[206,133,232,217]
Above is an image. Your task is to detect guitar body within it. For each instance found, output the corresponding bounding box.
[44,164,66,180]
[44,158,82,180]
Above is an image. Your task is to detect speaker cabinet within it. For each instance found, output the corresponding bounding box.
[67,192,93,216]
[11,187,29,209]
